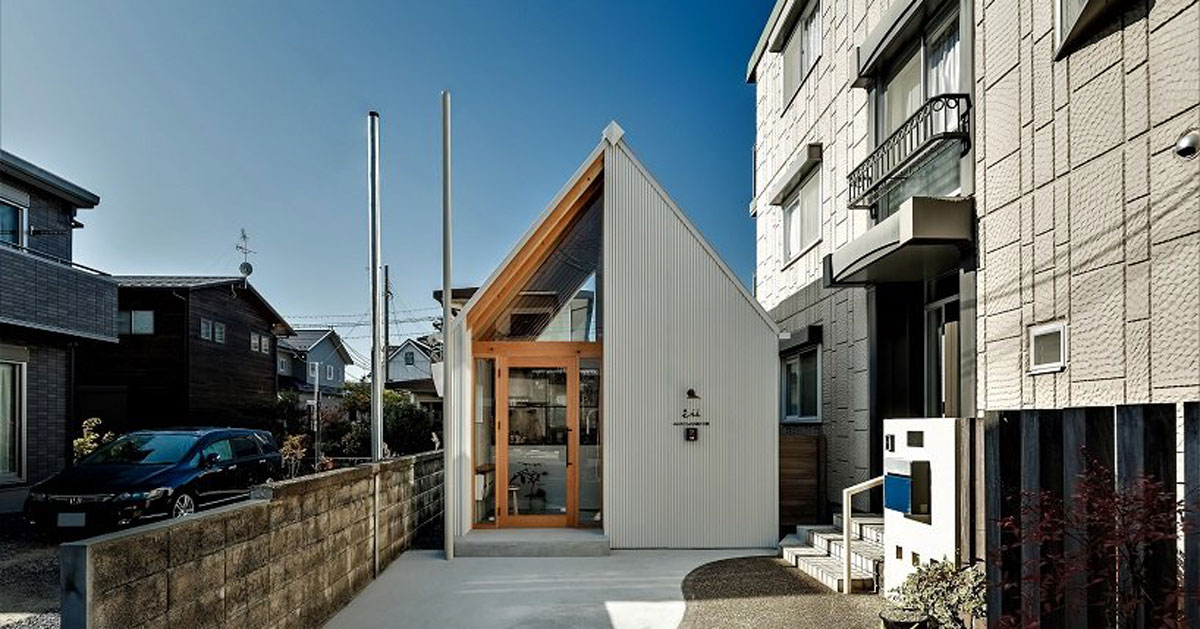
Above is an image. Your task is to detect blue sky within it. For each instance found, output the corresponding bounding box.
[1,1,772,368]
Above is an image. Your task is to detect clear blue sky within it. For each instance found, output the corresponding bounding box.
[1,0,772,370]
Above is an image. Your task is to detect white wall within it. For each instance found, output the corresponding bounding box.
[882,417,962,593]
[602,139,779,548]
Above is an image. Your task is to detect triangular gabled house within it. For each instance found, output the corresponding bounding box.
[445,122,779,550]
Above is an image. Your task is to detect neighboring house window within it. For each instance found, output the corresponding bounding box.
[200,318,212,340]
[404,351,415,366]
[278,355,290,374]
[259,335,271,355]
[1029,321,1068,374]
[783,170,821,262]
[0,361,24,482]
[308,362,318,379]
[782,347,820,421]
[119,310,155,335]
[251,333,261,353]
[782,0,821,103]
[0,202,23,246]
[213,322,226,344]
[326,365,334,380]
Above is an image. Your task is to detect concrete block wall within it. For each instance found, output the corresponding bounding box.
[975,0,1200,414]
[61,452,443,629]
[752,0,889,508]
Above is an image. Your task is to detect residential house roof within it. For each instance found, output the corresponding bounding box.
[387,337,432,361]
[0,149,100,209]
[113,275,296,336]
[278,327,354,365]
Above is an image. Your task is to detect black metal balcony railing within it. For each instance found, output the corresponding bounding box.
[847,94,972,210]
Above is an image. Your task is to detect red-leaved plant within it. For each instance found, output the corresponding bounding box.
[995,455,1189,628]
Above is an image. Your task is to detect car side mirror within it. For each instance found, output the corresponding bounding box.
[202,453,220,468]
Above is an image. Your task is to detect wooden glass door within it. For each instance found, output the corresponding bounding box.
[497,356,579,527]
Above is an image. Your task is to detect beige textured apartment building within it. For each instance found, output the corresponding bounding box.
[975,1,1199,625]
[748,0,977,527]
[749,0,1199,616]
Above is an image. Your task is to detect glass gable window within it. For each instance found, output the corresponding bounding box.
[479,192,603,342]
[783,348,820,421]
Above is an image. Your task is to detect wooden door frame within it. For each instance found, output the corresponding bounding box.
[474,341,602,529]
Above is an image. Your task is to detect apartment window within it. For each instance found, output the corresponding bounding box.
[0,361,23,482]
[213,322,226,344]
[119,310,155,335]
[200,318,212,340]
[277,355,290,375]
[782,347,820,422]
[1029,321,1067,374]
[308,362,318,379]
[782,0,821,103]
[783,170,821,262]
[0,202,23,246]
[404,351,415,366]
[878,16,959,138]
[326,365,334,381]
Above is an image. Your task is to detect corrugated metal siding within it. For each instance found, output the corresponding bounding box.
[603,140,779,548]
[449,317,474,536]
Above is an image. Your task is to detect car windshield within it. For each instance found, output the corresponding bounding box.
[81,434,198,465]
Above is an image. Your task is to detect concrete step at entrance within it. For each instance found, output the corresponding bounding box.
[455,529,610,557]
[810,530,884,575]
[778,534,876,594]
[831,514,885,544]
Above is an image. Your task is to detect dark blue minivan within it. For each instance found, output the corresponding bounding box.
[24,428,281,532]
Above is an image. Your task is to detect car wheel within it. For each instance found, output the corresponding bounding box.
[171,492,196,518]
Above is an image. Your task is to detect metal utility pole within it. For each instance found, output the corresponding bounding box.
[368,111,385,462]
[441,91,455,560]
[312,361,322,463]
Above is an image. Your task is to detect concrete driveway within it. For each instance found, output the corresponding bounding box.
[326,549,773,629]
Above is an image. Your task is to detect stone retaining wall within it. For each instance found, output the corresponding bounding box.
[60,451,443,629]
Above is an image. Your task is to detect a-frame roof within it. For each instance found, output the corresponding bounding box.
[457,121,776,335]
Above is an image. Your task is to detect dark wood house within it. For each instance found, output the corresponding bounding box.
[75,276,294,433]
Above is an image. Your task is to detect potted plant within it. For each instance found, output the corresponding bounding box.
[883,561,985,629]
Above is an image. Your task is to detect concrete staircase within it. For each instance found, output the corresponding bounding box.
[778,513,884,594]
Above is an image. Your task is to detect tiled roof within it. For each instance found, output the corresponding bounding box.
[286,328,333,352]
[114,276,244,289]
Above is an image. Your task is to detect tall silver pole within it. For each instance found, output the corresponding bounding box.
[368,111,385,462]
[441,91,455,560]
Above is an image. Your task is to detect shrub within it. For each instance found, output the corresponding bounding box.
[894,560,986,628]
[73,418,115,463]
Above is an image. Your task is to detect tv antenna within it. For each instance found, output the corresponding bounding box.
[236,228,256,277]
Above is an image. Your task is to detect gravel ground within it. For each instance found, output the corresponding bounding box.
[679,556,893,629]
[0,514,60,629]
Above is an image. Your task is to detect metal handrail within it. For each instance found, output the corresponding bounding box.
[0,239,110,276]
[847,93,972,210]
[841,475,884,594]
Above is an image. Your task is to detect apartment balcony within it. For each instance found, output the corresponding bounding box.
[847,93,971,211]
[0,242,117,342]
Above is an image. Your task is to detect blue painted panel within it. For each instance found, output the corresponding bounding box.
[884,473,912,514]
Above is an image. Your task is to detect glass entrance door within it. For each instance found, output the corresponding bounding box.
[499,359,577,527]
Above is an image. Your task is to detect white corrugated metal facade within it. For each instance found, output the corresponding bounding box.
[447,124,779,548]
[602,135,778,548]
